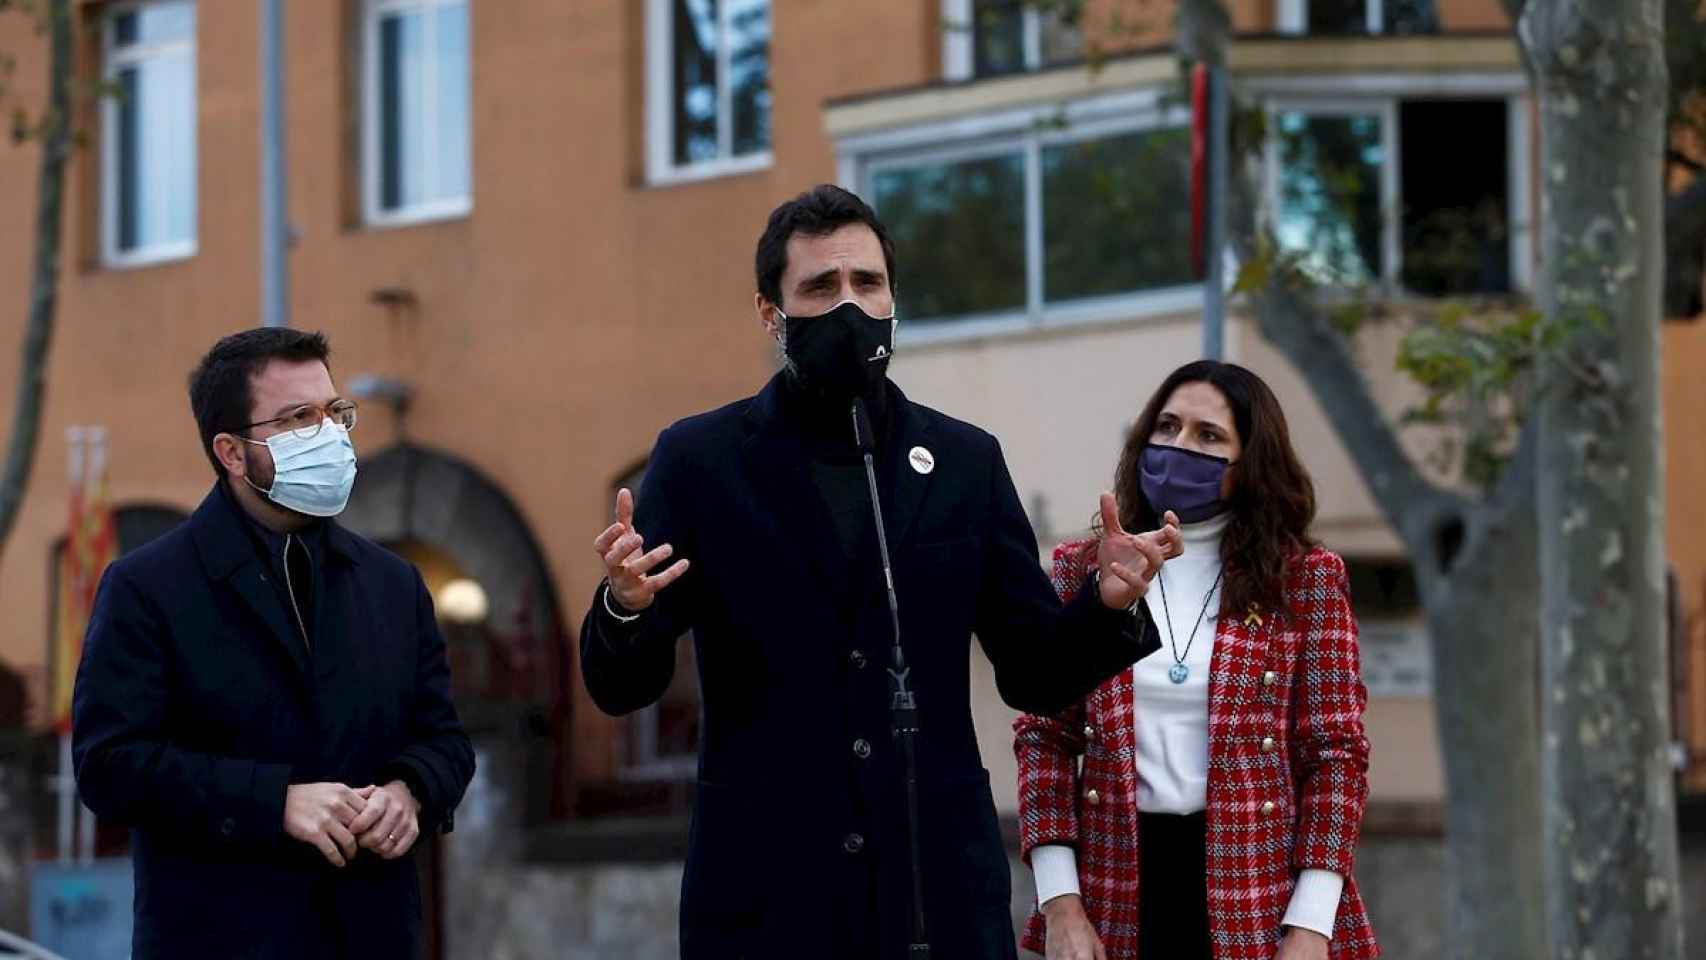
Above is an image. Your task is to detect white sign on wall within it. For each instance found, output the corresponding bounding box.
[1359,619,1433,698]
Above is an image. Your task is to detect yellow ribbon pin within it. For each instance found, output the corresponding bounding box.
[1244,606,1264,628]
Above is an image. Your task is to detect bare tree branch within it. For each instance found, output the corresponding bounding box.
[0,0,70,555]
[1247,282,1462,541]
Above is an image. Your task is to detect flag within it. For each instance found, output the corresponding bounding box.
[51,428,115,734]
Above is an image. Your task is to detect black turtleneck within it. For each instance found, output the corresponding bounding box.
[779,373,893,562]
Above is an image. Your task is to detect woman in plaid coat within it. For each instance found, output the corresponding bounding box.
[1014,361,1379,960]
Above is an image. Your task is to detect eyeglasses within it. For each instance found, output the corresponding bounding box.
[238,400,359,441]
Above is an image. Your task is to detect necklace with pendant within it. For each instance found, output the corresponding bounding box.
[1156,567,1224,684]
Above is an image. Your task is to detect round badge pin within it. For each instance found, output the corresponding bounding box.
[908,446,935,475]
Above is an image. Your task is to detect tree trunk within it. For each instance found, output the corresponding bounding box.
[1518,0,1685,954]
[0,0,72,559]
[1417,477,1549,958]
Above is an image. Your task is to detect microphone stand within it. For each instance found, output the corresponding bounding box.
[852,397,930,958]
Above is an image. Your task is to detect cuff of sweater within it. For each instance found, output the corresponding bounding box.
[1281,868,1345,940]
[1031,844,1081,907]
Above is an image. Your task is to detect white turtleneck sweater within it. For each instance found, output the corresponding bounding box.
[1032,514,1344,939]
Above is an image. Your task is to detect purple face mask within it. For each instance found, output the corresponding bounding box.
[1139,444,1231,523]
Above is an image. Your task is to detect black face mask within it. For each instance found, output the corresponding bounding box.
[778,299,895,401]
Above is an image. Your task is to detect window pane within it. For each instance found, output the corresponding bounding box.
[146,50,196,248]
[113,49,195,254]
[1276,112,1385,286]
[434,1,471,202]
[1043,128,1195,303]
[113,2,194,50]
[374,2,470,216]
[727,0,770,157]
[872,153,1027,321]
[1399,99,1509,295]
[1383,0,1440,34]
[973,0,1025,78]
[672,0,720,165]
[115,67,139,251]
[378,12,422,210]
[1039,9,1084,66]
[1306,0,1368,33]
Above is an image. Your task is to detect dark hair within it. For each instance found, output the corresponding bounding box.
[187,328,332,479]
[1106,360,1317,619]
[754,184,898,308]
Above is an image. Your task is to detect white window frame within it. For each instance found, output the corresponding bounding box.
[101,0,197,269]
[1277,0,1385,34]
[841,88,1204,347]
[645,0,774,187]
[361,0,473,229]
[1255,75,1534,296]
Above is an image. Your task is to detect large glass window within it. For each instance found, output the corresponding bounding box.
[1274,110,1388,286]
[1280,0,1440,35]
[1042,127,1195,302]
[363,0,472,226]
[863,115,1197,327]
[102,1,197,266]
[871,152,1027,320]
[648,0,772,182]
[1271,97,1518,295]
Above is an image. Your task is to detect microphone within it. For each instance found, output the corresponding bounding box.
[852,396,877,455]
[849,397,930,956]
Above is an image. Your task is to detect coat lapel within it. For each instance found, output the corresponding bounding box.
[188,485,309,676]
[876,384,936,552]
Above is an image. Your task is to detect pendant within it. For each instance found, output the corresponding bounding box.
[1168,662,1189,684]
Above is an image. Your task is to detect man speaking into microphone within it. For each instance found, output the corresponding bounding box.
[580,185,1178,960]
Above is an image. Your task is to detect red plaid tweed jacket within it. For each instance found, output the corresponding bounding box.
[1014,540,1379,959]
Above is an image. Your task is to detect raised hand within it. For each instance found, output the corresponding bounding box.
[1094,494,1183,610]
[593,487,690,612]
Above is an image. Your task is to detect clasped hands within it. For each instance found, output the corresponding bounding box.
[284,779,421,868]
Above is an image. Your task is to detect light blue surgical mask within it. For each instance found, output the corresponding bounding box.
[243,419,358,518]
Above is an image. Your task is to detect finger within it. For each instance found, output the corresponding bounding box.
[623,543,674,577]
[333,797,365,825]
[317,834,346,869]
[384,819,420,859]
[397,821,421,857]
[329,821,359,862]
[1135,538,1167,579]
[1107,561,1147,589]
[1163,526,1185,559]
[361,802,404,849]
[616,487,635,529]
[1099,492,1125,536]
[642,559,691,594]
[354,784,379,799]
[347,793,389,836]
[1094,939,1109,960]
[1163,509,1180,529]
[593,521,627,554]
[603,532,645,572]
[339,785,368,814]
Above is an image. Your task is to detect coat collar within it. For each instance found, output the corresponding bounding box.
[738,374,937,596]
[189,482,362,675]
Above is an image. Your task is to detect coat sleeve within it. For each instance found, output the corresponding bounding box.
[973,436,1159,716]
[1012,542,1096,865]
[73,565,293,845]
[580,425,700,716]
[1290,549,1371,877]
[380,569,477,834]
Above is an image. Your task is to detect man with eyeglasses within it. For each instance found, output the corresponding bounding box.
[72,328,474,959]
